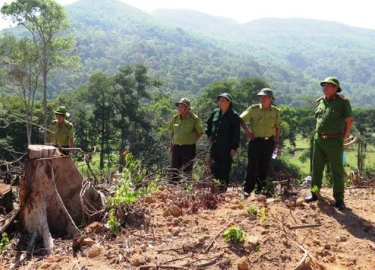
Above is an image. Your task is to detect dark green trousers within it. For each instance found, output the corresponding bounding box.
[311,135,344,200]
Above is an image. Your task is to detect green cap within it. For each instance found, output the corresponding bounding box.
[320,77,342,92]
[257,88,274,98]
[175,98,191,109]
[217,93,233,102]
[54,106,70,117]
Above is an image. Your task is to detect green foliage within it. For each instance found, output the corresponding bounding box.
[263,179,276,195]
[0,232,9,252]
[246,205,258,217]
[222,225,246,243]
[106,209,121,235]
[108,154,160,207]
[311,186,320,193]
[257,207,269,228]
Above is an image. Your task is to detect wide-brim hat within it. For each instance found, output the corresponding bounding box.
[257,88,274,98]
[54,106,70,117]
[217,93,233,102]
[175,98,191,109]
[320,77,342,92]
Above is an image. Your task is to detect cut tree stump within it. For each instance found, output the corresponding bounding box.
[19,145,105,253]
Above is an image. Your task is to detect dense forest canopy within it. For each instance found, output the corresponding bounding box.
[1,0,374,180]
[2,0,375,107]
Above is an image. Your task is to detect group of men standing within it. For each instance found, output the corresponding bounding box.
[168,76,353,210]
[169,88,281,197]
[51,76,353,211]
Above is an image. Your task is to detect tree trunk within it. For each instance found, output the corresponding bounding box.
[43,70,48,144]
[20,145,105,253]
[100,118,105,170]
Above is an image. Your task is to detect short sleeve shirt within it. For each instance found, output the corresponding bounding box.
[240,104,281,137]
[50,120,74,146]
[169,112,204,145]
[315,95,352,135]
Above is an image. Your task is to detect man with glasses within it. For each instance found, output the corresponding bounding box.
[206,93,241,192]
[305,77,354,210]
[240,88,281,198]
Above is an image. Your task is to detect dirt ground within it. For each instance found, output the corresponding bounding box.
[1,186,375,270]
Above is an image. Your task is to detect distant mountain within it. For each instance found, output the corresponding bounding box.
[153,10,375,106]
[2,0,375,106]
[152,9,240,37]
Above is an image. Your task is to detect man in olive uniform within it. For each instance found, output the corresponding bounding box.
[49,106,75,155]
[169,98,204,183]
[206,93,241,192]
[305,77,354,210]
[240,88,281,198]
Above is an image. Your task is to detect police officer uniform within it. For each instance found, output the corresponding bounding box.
[240,88,281,196]
[305,77,353,210]
[206,93,241,191]
[169,98,204,183]
[50,106,74,155]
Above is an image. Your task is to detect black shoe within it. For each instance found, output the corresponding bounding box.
[243,192,250,199]
[334,200,346,210]
[304,193,318,202]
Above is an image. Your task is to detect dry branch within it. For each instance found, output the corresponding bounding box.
[288,224,322,230]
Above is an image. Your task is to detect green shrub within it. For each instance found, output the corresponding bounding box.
[223,225,246,243]
[0,232,9,252]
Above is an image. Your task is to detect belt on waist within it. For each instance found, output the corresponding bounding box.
[256,136,274,140]
[318,133,342,139]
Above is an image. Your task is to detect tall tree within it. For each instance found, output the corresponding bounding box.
[86,71,115,170]
[1,0,79,143]
[0,36,41,145]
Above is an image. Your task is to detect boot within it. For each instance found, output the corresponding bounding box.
[334,200,346,210]
[304,193,318,202]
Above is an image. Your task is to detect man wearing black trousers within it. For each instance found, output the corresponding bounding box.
[240,89,281,198]
[206,93,241,192]
[169,98,204,183]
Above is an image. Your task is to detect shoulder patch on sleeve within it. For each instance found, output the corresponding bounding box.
[316,96,324,102]
[272,105,280,111]
[52,120,58,124]
[191,113,199,119]
[250,104,260,109]
[65,121,73,129]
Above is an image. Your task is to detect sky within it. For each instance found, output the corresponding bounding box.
[0,0,375,30]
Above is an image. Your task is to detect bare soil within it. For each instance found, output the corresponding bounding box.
[2,186,375,270]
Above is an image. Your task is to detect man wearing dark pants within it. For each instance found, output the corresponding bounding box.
[240,88,281,198]
[206,93,240,192]
[169,98,204,183]
[305,77,354,210]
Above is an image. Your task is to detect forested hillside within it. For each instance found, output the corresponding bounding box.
[2,0,375,106]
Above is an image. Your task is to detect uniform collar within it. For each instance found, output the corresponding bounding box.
[58,119,67,126]
[179,111,191,119]
[259,104,273,110]
[324,94,338,101]
[220,107,233,115]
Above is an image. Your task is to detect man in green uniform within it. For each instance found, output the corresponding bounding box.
[305,77,354,210]
[240,88,281,198]
[206,93,241,192]
[49,106,75,155]
[169,98,204,183]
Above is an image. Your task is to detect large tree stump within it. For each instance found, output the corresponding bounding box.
[19,145,105,253]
